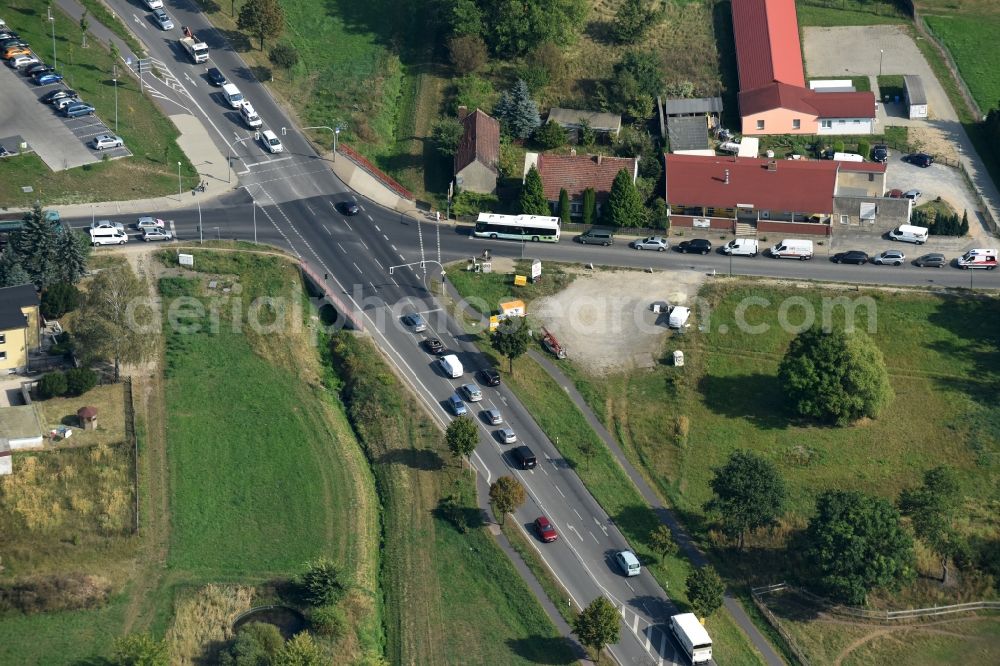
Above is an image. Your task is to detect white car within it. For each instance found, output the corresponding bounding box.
[152,9,174,30]
[460,383,482,402]
[135,216,165,230]
[92,134,124,150]
[261,129,283,153]
[632,236,669,252]
[90,219,125,231]
[142,228,173,242]
[903,190,921,201]
[497,427,517,444]
[8,54,39,69]
[54,96,81,110]
[143,0,164,9]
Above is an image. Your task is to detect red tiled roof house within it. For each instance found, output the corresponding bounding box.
[523,152,639,217]
[454,109,501,194]
[732,0,876,136]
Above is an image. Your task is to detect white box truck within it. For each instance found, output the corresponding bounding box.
[722,238,759,257]
[888,224,929,244]
[179,27,209,63]
[439,354,464,378]
[669,613,713,664]
[769,238,814,260]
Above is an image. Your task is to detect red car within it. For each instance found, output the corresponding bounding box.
[535,516,558,543]
[887,189,904,198]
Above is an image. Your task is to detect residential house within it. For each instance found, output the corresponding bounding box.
[0,283,40,375]
[454,108,501,194]
[524,152,639,217]
[546,108,622,140]
[663,154,898,236]
[732,0,877,135]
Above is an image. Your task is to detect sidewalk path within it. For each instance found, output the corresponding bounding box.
[527,350,786,666]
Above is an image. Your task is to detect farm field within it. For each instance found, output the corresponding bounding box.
[0,0,194,205]
[922,13,1000,114]
[328,333,578,666]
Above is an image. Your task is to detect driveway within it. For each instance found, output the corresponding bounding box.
[803,25,1000,235]
[0,63,97,170]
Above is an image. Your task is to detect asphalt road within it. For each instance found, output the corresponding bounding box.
[69,2,996,665]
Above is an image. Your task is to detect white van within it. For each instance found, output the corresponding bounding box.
[769,238,814,260]
[439,354,463,378]
[957,248,998,270]
[615,550,641,577]
[222,83,244,108]
[239,101,263,128]
[723,238,759,257]
[89,227,128,246]
[888,224,929,244]
[832,152,865,162]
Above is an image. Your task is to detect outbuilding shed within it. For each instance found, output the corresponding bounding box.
[904,75,928,119]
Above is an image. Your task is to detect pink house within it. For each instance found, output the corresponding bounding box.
[732,0,876,136]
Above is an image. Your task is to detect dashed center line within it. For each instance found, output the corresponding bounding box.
[337,242,346,253]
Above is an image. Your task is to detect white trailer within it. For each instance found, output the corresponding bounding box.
[669,613,713,664]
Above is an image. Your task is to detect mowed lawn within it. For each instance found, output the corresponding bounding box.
[923,13,1000,114]
[0,596,129,665]
[161,257,376,580]
[0,0,194,205]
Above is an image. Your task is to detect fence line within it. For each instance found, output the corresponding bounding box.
[122,376,140,535]
[337,142,414,201]
[905,2,982,121]
[753,583,1000,623]
[749,590,812,666]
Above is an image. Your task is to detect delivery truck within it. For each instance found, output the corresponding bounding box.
[179,27,208,63]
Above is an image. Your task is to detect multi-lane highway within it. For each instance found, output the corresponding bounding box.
[71,2,1000,665]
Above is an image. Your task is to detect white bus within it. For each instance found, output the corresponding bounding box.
[473,213,560,243]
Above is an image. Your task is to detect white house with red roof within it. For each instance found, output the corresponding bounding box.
[732,0,877,135]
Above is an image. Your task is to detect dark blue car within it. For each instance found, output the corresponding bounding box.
[34,72,63,86]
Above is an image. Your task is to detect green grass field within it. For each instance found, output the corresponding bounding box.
[796,0,908,27]
[0,595,130,665]
[329,333,577,665]
[923,14,1000,114]
[0,0,195,205]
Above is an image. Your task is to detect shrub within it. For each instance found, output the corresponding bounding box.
[0,573,111,614]
[833,140,845,154]
[299,558,344,606]
[452,191,500,217]
[533,120,568,149]
[65,367,98,396]
[38,371,68,399]
[49,331,75,358]
[310,604,347,638]
[857,141,870,159]
[452,75,495,115]
[41,282,81,318]
[268,43,299,69]
[448,34,487,75]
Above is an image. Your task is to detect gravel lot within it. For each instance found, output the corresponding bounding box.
[532,268,706,375]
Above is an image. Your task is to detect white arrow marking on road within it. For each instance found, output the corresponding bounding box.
[183,72,198,87]
[133,15,148,30]
[568,525,584,542]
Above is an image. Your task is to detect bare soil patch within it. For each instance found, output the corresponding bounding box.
[532,268,707,374]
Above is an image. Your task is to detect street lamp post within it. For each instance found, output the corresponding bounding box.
[879,49,884,77]
[112,64,118,132]
[252,203,257,244]
[302,125,345,161]
[48,8,56,71]
[177,161,182,201]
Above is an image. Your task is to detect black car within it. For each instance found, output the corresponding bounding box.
[24,63,51,77]
[479,368,501,387]
[0,38,27,49]
[337,201,360,216]
[832,250,869,265]
[914,252,946,268]
[423,338,445,354]
[512,446,537,470]
[206,67,226,87]
[906,152,934,168]
[40,88,75,104]
[872,144,889,163]
[676,239,712,255]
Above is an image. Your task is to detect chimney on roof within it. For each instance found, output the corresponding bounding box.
[724,169,730,185]
[570,148,577,156]
[767,160,777,172]
[597,154,603,165]
[457,105,469,121]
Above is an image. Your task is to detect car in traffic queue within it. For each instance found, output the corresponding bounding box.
[482,409,502,426]
[497,427,517,444]
[135,216,165,230]
[478,368,501,387]
[423,338,445,354]
[401,313,427,333]
[206,67,226,86]
[142,228,173,242]
[152,8,174,30]
[534,516,558,543]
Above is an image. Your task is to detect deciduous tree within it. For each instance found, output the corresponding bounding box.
[533,120,568,149]
[686,565,725,618]
[607,50,663,119]
[604,168,645,227]
[220,622,284,666]
[483,0,588,57]
[649,524,678,563]
[238,0,285,51]
[274,631,323,665]
[432,116,465,157]
[448,34,488,74]
[805,490,915,604]
[489,475,525,525]
[778,326,893,425]
[299,558,344,606]
[491,319,530,373]
[573,595,619,663]
[493,79,540,139]
[73,264,154,381]
[519,165,550,215]
[705,450,786,550]
[445,415,479,460]
[612,0,656,44]
[899,466,963,584]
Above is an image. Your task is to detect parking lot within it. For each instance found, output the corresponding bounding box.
[0,56,129,170]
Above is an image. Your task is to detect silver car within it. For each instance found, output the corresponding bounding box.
[497,427,517,444]
[135,216,165,230]
[483,409,502,425]
[461,383,482,402]
[873,249,906,266]
[632,236,669,252]
[152,9,174,30]
[142,228,173,242]
[92,134,124,150]
[90,219,125,232]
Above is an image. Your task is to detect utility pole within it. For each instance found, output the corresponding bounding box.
[252,202,257,244]
[112,63,118,132]
[47,7,57,71]
[177,161,182,201]
[198,200,203,244]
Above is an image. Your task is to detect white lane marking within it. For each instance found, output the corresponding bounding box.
[390,276,400,287]
[632,613,640,634]
[573,508,582,519]
[554,485,566,498]
[367,214,374,221]
[568,525,584,542]
[369,281,376,291]
[337,243,347,254]
[417,308,442,315]
[323,226,332,236]
[244,156,293,168]
[399,254,406,261]
[372,256,384,270]
[183,72,198,87]
[352,262,362,273]
[539,465,549,476]
[590,531,600,543]
[343,220,352,231]
[374,225,381,232]
[132,14,148,30]
[391,244,398,252]
[659,631,667,665]
[305,204,316,215]
[625,579,635,593]
[359,240,368,250]
[383,234,390,241]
